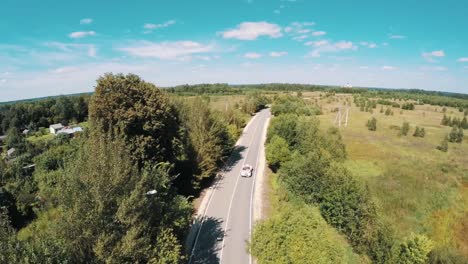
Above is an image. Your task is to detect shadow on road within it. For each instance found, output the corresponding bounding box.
[224,145,247,171]
[190,216,224,264]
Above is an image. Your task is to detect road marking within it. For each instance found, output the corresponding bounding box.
[188,112,261,264]
[219,111,263,264]
[249,111,268,264]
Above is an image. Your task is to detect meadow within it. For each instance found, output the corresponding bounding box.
[308,92,468,259]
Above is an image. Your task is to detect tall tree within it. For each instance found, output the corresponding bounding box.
[89,73,179,167]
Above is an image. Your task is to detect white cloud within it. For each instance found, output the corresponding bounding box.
[422,50,445,62]
[307,41,357,57]
[143,20,176,31]
[382,65,397,70]
[80,18,93,25]
[293,35,308,41]
[274,10,280,14]
[220,22,282,40]
[117,40,213,60]
[52,67,80,74]
[269,51,288,57]
[389,34,406,39]
[244,52,262,59]
[420,66,447,71]
[69,31,96,38]
[360,41,377,48]
[457,57,468,62]
[43,42,97,58]
[305,40,329,47]
[359,66,369,69]
[311,31,326,36]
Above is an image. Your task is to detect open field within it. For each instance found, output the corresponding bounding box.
[305,92,468,258]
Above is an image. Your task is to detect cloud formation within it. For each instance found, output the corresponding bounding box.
[80,18,93,25]
[457,57,468,62]
[382,65,397,70]
[269,51,288,57]
[221,22,282,40]
[143,20,176,32]
[389,34,406,39]
[307,41,357,57]
[244,52,262,59]
[117,40,213,60]
[69,31,96,39]
[422,50,445,62]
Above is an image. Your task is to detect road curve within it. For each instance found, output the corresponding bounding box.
[189,108,271,264]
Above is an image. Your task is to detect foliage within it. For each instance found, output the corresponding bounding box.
[367,117,377,131]
[448,126,463,143]
[90,73,179,167]
[394,234,433,264]
[437,136,449,152]
[413,127,426,137]
[251,204,359,264]
[265,135,291,172]
[400,122,410,136]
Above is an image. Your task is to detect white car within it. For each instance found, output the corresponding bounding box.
[241,165,253,177]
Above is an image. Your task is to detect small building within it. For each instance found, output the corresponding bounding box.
[7,148,16,158]
[49,123,64,134]
[22,129,30,135]
[57,126,83,137]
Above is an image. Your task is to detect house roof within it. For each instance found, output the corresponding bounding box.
[50,123,64,130]
[57,126,83,135]
[7,148,16,156]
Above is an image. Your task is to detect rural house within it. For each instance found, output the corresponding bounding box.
[49,123,64,134]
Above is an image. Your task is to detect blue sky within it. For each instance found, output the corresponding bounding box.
[1,0,468,101]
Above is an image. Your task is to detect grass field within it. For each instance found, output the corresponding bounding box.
[304,92,468,258]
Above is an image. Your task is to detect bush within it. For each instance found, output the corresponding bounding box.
[394,234,433,264]
[400,122,410,136]
[367,117,377,131]
[448,126,463,143]
[436,136,449,152]
[265,135,291,172]
[413,127,425,137]
[251,204,359,264]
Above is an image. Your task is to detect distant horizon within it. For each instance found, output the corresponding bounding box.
[2,80,467,104]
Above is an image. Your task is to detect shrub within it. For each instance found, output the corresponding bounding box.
[413,127,425,137]
[367,117,377,131]
[265,135,291,172]
[437,136,449,152]
[251,204,358,264]
[400,122,410,136]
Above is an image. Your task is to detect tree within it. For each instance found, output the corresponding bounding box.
[400,122,410,136]
[395,234,433,264]
[89,73,179,167]
[413,127,425,138]
[449,126,463,143]
[461,116,468,129]
[441,114,449,126]
[50,133,192,263]
[367,117,377,131]
[437,136,449,152]
[265,135,291,171]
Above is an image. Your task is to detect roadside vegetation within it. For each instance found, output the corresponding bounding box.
[252,92,468,263]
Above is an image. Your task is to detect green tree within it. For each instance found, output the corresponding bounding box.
[89,73,179,167]
[413,127,425,138]
[265,135,291,171]
[251,204,359,264]
[400,122,410,136]
[395,234,433,264]
[448,126,463,143]
[437,136,449,152]
[367,117,377,131]
[461,116,468,129]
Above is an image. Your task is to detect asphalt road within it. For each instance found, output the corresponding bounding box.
[189,108,271,264]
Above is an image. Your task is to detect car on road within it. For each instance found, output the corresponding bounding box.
[240,164,253,177]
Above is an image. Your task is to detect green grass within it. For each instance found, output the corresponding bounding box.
[312,93,468,258]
